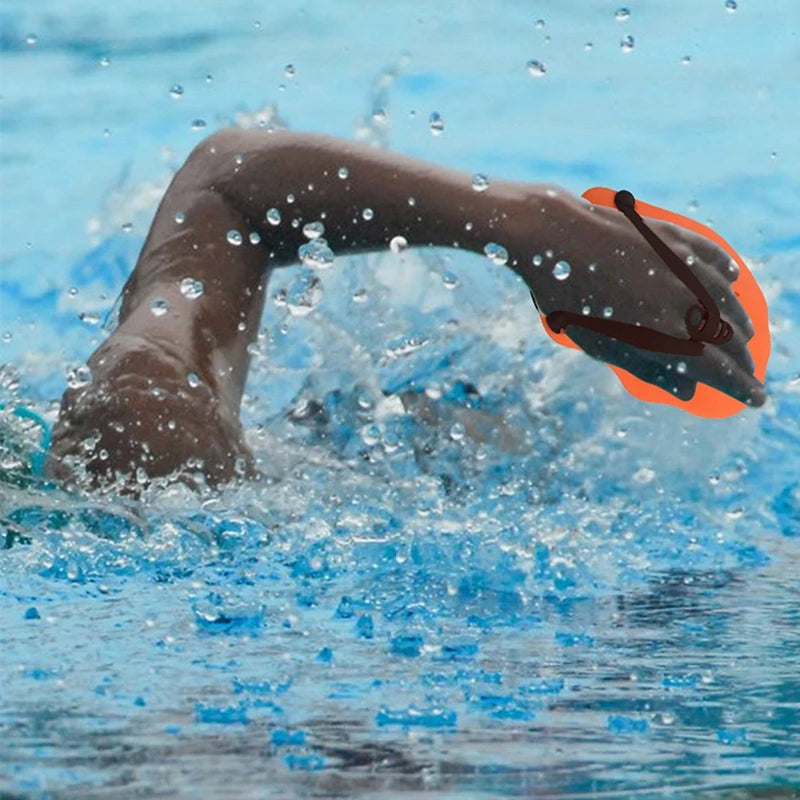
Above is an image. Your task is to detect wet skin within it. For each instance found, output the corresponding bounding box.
[46,130,766,490]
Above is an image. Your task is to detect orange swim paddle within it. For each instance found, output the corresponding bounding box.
[539,187,770,419]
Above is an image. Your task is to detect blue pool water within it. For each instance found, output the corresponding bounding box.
[1,1,799,797]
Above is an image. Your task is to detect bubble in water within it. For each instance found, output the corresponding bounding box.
[150,298,170,317]
[179,277,204,299]
[169,84,184,99]
[298,238,335,270]
[472,174,490,192]
[99,56,111,67]
[338,166,349,180]
[389,235,408,253]
[615,7,631,21]
[582,305,591,315]
[362,208,375,221]
[303,221,325,240]
[286,270,323,316]
[226,230,243,246]
[121,222,133,233]
[620,35,635,53]
[285,63,296,78]
[352,288,368,304]
[526,60,547,78]
[676,361,687,374]
[681,55,692,65]
[535,18,545,29]
[603,306,614,318]
[724,0,737,10]
[266,208,281,226]
[633,467,655,484]
[442,270,459,289]
[532,254,543,266]
[249,231,261,245]
[187,372,201,388]
[429,112,444,136]
[553,260,571,280]
[174,211,185,224]
[191,119,207,131]
[67,365,92,389]
[484,242,508,266]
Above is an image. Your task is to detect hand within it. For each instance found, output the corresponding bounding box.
[521,191,766,409]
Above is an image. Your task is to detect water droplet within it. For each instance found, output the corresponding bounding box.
[620,35,635,53]
[362,425,381,446]
[526,60,547,78]
[588,262,597,272]
[169,84,184,99]
[676,361,687,374]
[442,270,459,289]
[227,229,243,246]
[174,211,185,224]
[266,208,281,226]
[389,235,408,253]
[187,372,201,388]
[249,231,261,245]
[286,193,295,204]
[603,306,614,318]
[582,305,591,315]
[532,254,543,266]
[615,7,631,21]
[99,56,111,67]
[150,298,170,317]
[303,221,325,240]
[352,288,368,303]
[429,112,444,136]
[284,63,296,78]
[191,119,207,131]
[286,270,324,316]
[725,0,737,11]
[450,422,466,442]
[472,174,490,192]
[362,208,374,221]
[26,33,38,46]
[484,242,509,266]
[407,197,416,207]
[298,238,335,270]
[179,277,204,299]
[553,260,571,280]
[67,365,92,388]
[338,166,349,180]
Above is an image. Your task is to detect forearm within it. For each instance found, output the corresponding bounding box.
[164,129,554,274]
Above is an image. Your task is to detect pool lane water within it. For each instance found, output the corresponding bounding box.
[2,0,799,797]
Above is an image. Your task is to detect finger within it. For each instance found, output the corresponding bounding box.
[695,343,767,407]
